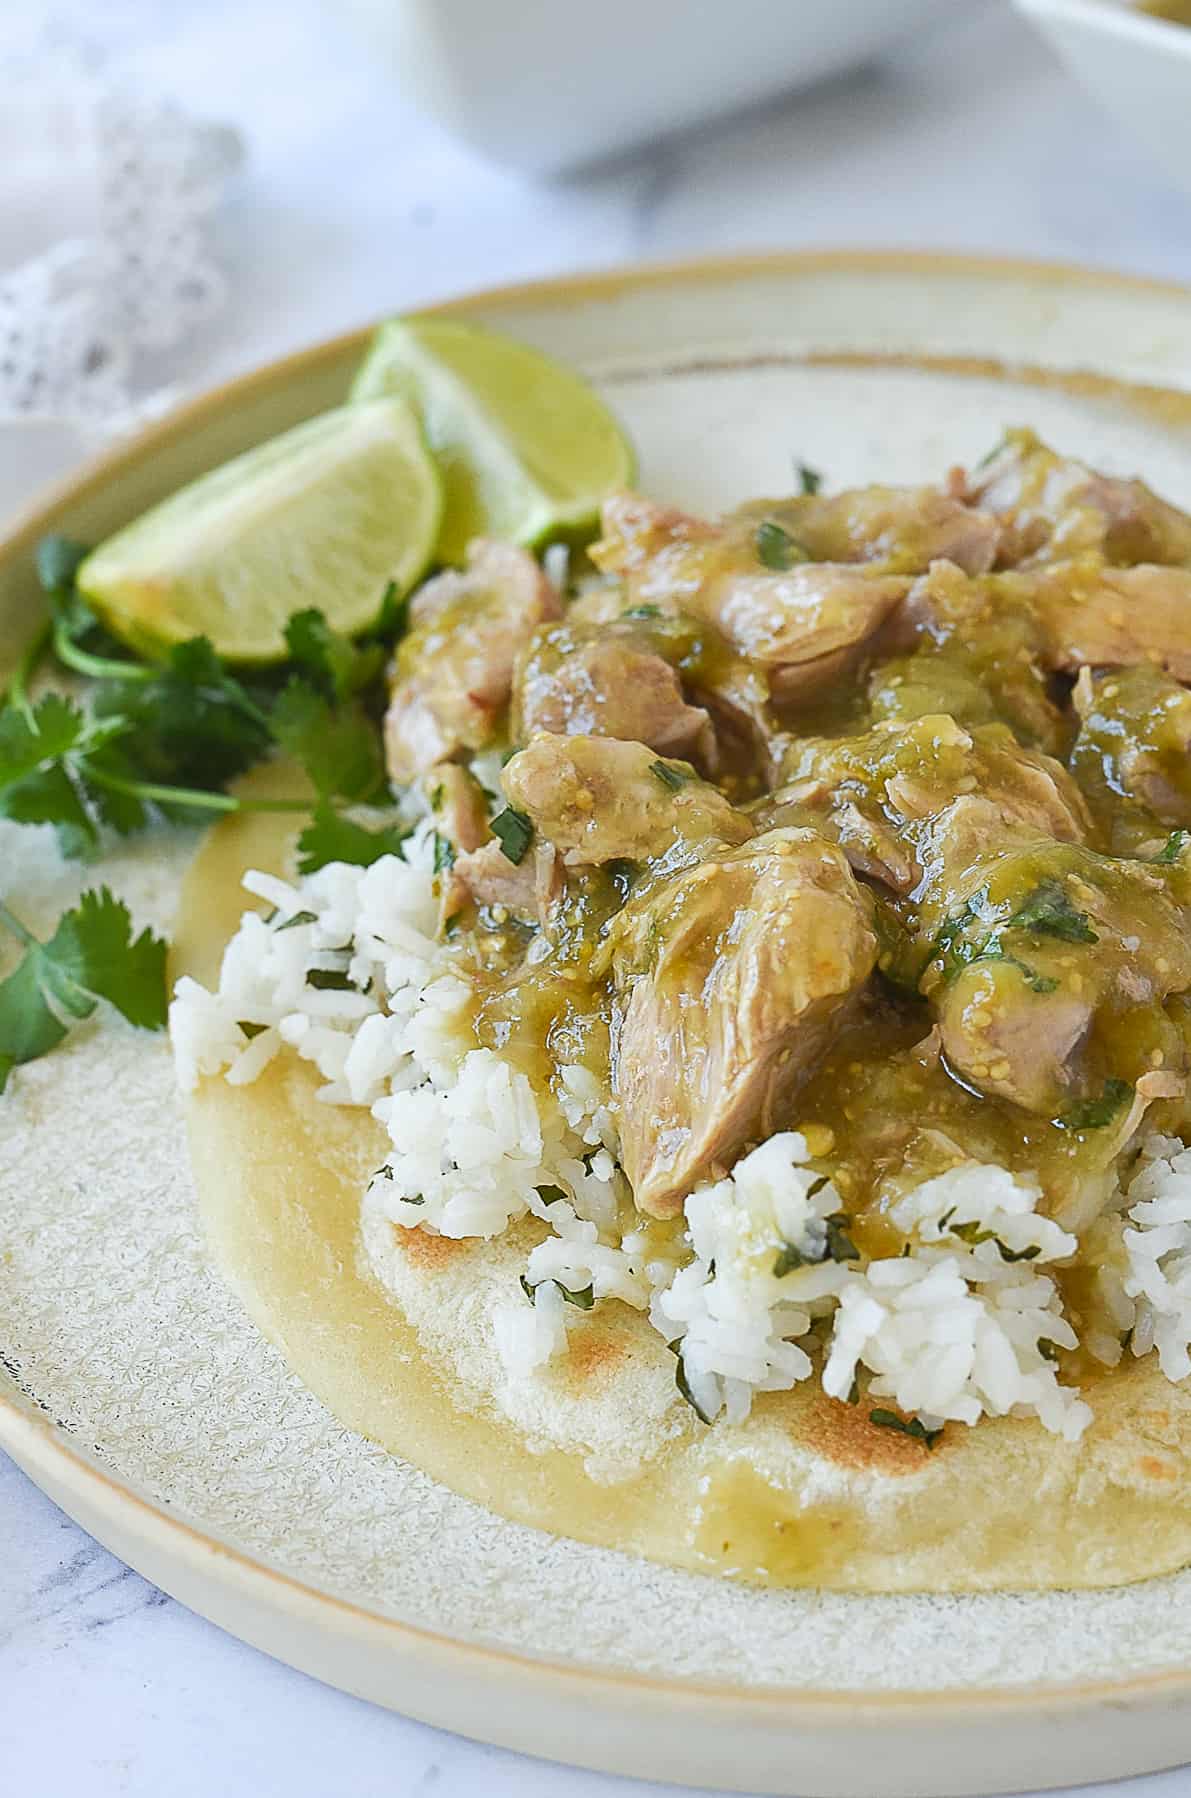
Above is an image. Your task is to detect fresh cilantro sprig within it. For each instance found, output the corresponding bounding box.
[0,690,308,859]
[0,538,421,1089]
[284,608,386,702]
[0,693,142,856]
[270,677,387,804]
[0,888,168,1092]
[2,538,413,861]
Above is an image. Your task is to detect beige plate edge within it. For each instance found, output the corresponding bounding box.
[6,249,1191,1795]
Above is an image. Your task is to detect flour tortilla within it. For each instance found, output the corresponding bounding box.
[175,799,1191,1594]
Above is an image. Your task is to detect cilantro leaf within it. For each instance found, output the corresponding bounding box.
[1055,1078,1133,1132]
[925,887,993,983]
[1009,880,1098,944]
[0,889,167,1091]
[0,954,72,1092]
[270,678,385,802]
[90,639,271,798]
[0,694,126,857]
[41,887,168,1028]
[0,764,96,860]
[796,462,823,495]
[305,967,361,992]
[649,759,691,791]
[755,519,809,572]
[275,909,317,932]
[284,609,384,702]
[994,951,1059,995]
[491,807,534,865]
[77,739,151,835]
[773,1207,857,1278]
[927,883,1081,991]
[295,802,409,876]
[773,1241,809,1278]
[519,1273,595,1310]
[35,534,90,594]
[0,691,88,784]
[372,580,409,644]
[665,1339,715,1424]
[824,1213,860,1263]
[869,1408,943,1449]
[1157,830,1189,865]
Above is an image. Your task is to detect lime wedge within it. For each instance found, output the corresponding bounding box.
[349,316,635,564]
[77,399,442,664]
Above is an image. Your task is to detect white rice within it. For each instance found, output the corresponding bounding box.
[648,1135,852,1426]
[170,839,1191,1445]
[1123,1134,1191,1382]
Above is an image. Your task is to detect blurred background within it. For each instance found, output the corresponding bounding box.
[4,0,1191,520]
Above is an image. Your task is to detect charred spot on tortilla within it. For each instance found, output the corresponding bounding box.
[397,1225,469,1270]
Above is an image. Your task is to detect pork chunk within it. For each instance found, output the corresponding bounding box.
[1072,662,1191,831]
[513,626,716,768]
[964,428,1191,568]
[384,541,561,781]
[500,733,752,867]
[442,839,560,926]
[591,494,910,709]
[1029,559,1191,682]
[608,830,879,1216]
[425,762,490,854]
[915,806,1191,1115]
[761,714,1089,893]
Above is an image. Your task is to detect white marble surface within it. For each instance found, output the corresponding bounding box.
[7,2,1191,1794]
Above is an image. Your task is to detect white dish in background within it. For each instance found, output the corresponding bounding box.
[1015,0,1191,196]
[342,0,943,173]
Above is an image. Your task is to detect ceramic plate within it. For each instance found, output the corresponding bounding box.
[6,253,1191,1798]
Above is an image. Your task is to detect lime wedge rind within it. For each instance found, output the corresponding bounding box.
[349,316,635,565]
[78,399,442,665]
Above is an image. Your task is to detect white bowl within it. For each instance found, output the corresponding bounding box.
[345,0,945,173]
[1015,0,1191,195]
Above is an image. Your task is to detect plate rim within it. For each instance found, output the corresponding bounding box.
[10,1389,1191,1717]
[5,242,1191,565]
[7,245,1191,1742]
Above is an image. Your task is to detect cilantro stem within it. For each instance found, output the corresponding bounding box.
[50,621,272,738]
[0,898,38,949]
[4,621,53,723]
[83,767,314,815]
[51,621,156,685]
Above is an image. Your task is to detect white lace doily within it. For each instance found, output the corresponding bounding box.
[0,18,242,515]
